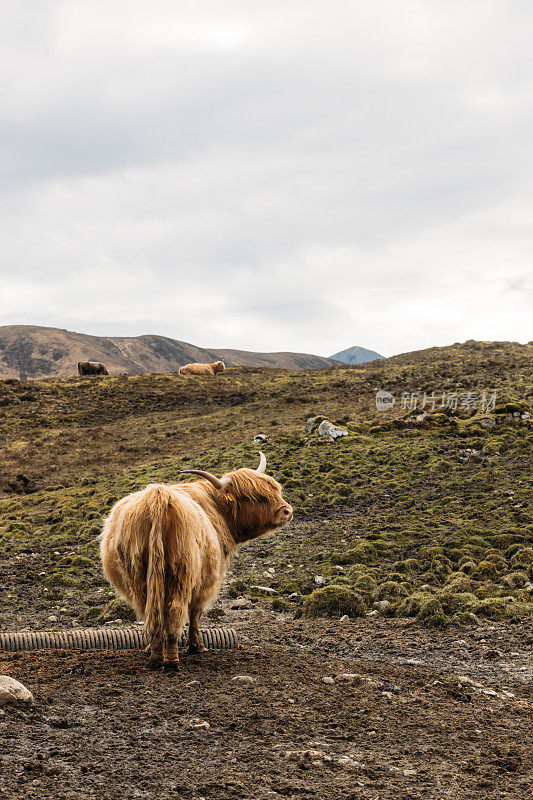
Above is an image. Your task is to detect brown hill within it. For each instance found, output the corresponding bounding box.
[0,325,337,379]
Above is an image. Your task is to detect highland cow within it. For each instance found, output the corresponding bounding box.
[178,361,225,376]
[77,361,109,376]
[100,453,292,667]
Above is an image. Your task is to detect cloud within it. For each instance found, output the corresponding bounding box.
[0,1,532,356]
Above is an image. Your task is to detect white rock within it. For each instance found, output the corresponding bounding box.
[231,675,256,685]
[404,769,417,776]
[322,676,335,685]
[0,676,33,706]
[317,420,348,440]
[373,600,390,614]
[250,585,277,595]
[47,615,58,623]
[339,614,350,622]
[366,610,379,617]
[185,680,200,688]
[314,575,325,585]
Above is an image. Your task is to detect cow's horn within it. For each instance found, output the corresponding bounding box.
[256,451,267,474]
[181,469,231,490]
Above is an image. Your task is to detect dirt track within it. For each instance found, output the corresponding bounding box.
[1,616,531,800]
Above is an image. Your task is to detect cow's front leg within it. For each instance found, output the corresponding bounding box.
[188,604,207,653]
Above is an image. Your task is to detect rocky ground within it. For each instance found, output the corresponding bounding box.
[0,613,531,800]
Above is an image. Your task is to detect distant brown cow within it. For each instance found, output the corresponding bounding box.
[100,452,292,667]
[178,361,225,376]
[78,361,109,376]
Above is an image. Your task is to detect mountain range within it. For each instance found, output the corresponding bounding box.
[0,325,341,379]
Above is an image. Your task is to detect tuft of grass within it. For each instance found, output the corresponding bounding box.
[96,597,137,623]
[302,586,366,618]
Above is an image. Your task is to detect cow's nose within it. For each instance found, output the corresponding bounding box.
[283,506,293,518]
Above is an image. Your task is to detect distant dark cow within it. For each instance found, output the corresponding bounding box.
[77,361,109,376]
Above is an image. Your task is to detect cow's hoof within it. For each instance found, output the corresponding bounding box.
[148,658,163,670]
[163,661,180,672]
[188,643,208,654]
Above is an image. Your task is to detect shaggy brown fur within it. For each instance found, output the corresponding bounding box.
[78,361,109,376]
[178,361,225,376]
[100,461,292,666]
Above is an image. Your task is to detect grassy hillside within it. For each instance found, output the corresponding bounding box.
[0,340,531,629]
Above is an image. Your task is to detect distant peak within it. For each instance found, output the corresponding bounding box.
[329,345,384,365]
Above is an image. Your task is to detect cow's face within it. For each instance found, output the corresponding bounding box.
[223,469,293,543]
[214,361,225,373]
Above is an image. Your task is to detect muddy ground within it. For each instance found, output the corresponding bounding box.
[0,614,531,800]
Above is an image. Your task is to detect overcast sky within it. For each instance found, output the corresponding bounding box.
[1,1,531,357]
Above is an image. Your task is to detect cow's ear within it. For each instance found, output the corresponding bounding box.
[222,483,235,502]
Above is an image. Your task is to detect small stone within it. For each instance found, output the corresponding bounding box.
[47,615,58,623]
[185,680,200,688]
[335,673,363,684]
[0,676,33,706]
[231,675,256,685]
[250,585,277,595]
[524,583,533,593]
[314,575,325,585]
[231,597,252,610]
[373,600,390,614]
[189,717,210,729]
[322,676,335,685]
[366,610,379,617]
[252,434,267,444]
[339,614,350,622]
[380,682,400,694]
[381,691,393,700]
[403,769,417,776]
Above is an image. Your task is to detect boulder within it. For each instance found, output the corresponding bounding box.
[317,420,348,440]
[0,676,33,706]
